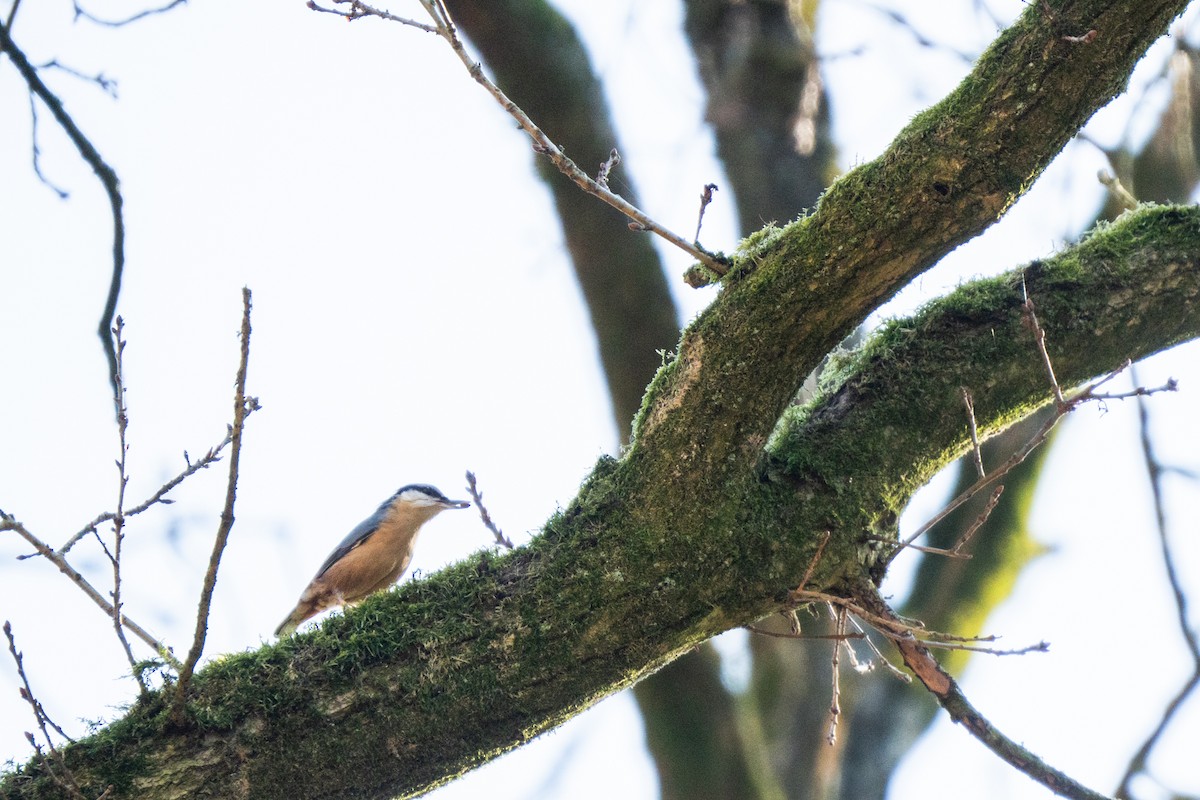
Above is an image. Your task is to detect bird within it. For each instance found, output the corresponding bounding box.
[275,483,470,636]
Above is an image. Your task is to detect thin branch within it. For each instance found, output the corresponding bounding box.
[905,484,1005,559]
[1114,368,1200,799]
[849,586,1114,800]
[1,513,182,671]
[918,638,1049,656]
[844,614,912,682]
[596,148,619,190]
[57,434,236,556]
[827,606,845,745]
[962,387,985,478]
[306,0,436,31]
[1023,275,1064,404]
[888,407,1063,562]
[744,623,865,642]
[307,0,730,277]
[465,471,513,549]
[171,288,256,724]
[1098,169,1139,211]
[833,605,870,673]
[789,588,1045,654]
[950,484,1004,555]
[5,622,89,800]
[4,0,20,31]
[890,305,1176,563]
[860,2,978,63]
[1137,373,1199,665]
[39,59,119,98]
[26,95,69,198]
[0,20,125,403]
[107,317,145,691]
[72,0,188,27]
[798,530,831,591]
[4,622,76,746]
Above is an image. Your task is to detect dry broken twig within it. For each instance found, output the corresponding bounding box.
[694,182,719,245]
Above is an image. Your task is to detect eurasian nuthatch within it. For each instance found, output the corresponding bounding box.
[275,484,470,636]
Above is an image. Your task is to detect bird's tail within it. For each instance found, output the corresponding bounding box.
[274,605,308,637]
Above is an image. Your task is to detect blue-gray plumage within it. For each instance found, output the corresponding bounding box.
[275,484,470,636]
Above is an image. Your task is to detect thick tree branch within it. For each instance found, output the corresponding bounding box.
[3,204,1197,800]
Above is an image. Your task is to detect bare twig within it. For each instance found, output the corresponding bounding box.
[833,606,870,673]
[849,586,1114,800]
[951,484,1004,555]
[56,434,236,556]
[596,148,620,190]
[827,606,845,745]
[171,288,256,724]
[4,0,20,31]
[306,0,436,31]
[72,0,188,26]
[694,182,718,244]
[918,637,1048,656]
[888,408,1061,562]
[891,298,1176,563]
[905,484,1005,559]
[107,318,145,690]
[0,20,125,403]
[1114,368,1200,799]
[1022,275,1064,404]
[307,0,730,276]
[1097,169,1138,211]
[5,622,76,746]
[5,622,88,800]
[26,96,69,198]
[744,616,865,642]
[465,471,513,549]
[844,614,911,682]
[789,588,1045,655]
[961,387,985,478]
[1,513,182,671]
[798,530,831,591]
[39,59,119,97]
[861,2,977,62]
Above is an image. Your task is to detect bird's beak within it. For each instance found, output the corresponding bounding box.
[444,499,471,509]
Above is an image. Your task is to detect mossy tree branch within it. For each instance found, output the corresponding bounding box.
[2,0,1197,797]
[4,204,1198,800]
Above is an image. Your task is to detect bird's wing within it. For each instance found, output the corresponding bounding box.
[312,503,389,579]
